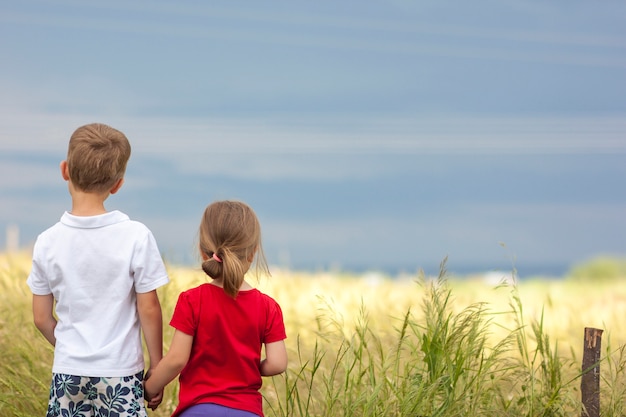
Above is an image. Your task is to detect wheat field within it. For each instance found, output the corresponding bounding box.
[2,251,626,416]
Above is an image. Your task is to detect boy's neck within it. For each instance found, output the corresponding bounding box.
[69,188,110,216]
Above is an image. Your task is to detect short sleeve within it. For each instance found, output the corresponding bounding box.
[26,239,52,295]
[264,298,286,344]
[170,291,197,336]
[132,230,169,293]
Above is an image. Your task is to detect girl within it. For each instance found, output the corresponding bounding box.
[145,200,287,417]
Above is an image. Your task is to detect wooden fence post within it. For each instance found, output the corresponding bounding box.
[581,327,603,417]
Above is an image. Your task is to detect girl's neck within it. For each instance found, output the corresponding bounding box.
[210,279,254,291]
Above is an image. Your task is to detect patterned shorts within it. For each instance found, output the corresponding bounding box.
[46,371,147,417]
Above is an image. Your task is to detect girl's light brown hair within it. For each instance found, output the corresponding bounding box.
[67,123,131,193]
[199,200,269,298]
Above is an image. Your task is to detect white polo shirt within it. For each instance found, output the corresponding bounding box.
[27,210,170,377]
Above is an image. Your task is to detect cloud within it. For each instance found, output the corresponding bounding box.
[258,200,626,273]
[439,202,626,262]
[0,159,60,189]
[1,98,625,183]
[2,1,625,69]
[86,114,626,161]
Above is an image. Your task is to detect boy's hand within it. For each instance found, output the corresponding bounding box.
[144,369,163,410]
[147,391,163,410]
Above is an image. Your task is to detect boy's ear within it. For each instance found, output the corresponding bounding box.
[110,178,124,195]
[60,161,70,181]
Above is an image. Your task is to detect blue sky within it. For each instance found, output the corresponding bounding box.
[1,1,625,277]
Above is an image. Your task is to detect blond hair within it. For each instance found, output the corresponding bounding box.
[199,200,269,298]
[66,123,131,193]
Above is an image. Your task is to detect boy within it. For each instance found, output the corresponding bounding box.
[27,123,170,416]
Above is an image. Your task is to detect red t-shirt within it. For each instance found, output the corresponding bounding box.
[170,283,286,417]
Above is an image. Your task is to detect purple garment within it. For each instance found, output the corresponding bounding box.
[180,403,260,417]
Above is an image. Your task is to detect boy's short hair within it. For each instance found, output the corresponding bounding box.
[67,123,132,193]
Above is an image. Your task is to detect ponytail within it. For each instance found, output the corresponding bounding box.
[201,248,247,298]
[198,201,268,298]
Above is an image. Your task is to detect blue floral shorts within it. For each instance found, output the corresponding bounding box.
[46,371,147,417]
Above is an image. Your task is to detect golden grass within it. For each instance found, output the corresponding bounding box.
[3,251,626,416]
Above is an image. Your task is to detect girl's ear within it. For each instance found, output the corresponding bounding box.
[247,247,258,262]
[200,247,209,261]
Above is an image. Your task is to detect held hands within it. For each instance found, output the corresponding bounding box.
[144,369,163,411]
[142,330,193,411]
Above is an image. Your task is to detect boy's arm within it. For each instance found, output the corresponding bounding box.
[260,340,288,376]
[32,294,57,346]
[136,290,163,370]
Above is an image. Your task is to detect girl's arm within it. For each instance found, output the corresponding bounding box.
[145,329,193,405]
[260,340,288,376]
[32,294,57,346]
